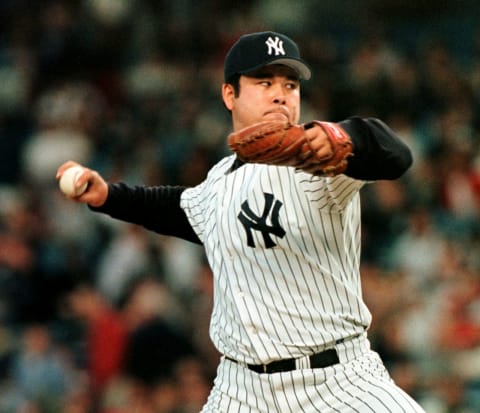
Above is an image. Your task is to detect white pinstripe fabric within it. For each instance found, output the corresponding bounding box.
[181,156,370,364]
[181,156,425,412]
[201,335,425,413]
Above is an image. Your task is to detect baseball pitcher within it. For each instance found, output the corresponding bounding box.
[57,31,426,412]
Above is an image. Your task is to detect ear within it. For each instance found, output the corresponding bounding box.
[222,83,235,111]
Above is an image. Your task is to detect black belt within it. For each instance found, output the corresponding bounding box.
[226,335,360,374]
[227,348,339,374]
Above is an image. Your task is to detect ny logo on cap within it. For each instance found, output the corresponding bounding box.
[265,36,285,56]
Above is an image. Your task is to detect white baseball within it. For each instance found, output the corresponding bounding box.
[59,166,88,197]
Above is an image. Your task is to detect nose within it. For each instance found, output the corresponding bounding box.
[271,84,286,105]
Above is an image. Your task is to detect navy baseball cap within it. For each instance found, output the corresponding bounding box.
[224,31,311,81]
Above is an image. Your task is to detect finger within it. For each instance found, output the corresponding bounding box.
[298,139,333,163]
[307,126,335,158]
[56,161,82,179]
[74,168,90,189]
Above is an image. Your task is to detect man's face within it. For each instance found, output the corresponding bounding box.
[222,64,301,131]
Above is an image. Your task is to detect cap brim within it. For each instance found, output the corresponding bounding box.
[238,58,312,81]
[268,58,311,80]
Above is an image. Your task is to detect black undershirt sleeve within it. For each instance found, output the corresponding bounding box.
[90,184,202,244]
[90,116,411,242]
[340,116,413,180]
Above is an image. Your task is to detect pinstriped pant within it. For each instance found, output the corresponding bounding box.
[200,336,426,413]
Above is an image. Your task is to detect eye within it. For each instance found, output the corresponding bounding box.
[258,80,272,87]
[286,81,299,90]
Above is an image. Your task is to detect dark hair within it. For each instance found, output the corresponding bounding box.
[226,73,241,97]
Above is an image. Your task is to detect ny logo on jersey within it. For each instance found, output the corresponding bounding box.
[238,193,286,248]
[265,36,285,56]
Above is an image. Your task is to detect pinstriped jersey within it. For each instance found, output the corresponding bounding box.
[180,155,372,365]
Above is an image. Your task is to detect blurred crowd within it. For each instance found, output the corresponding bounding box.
[0,0,480,412]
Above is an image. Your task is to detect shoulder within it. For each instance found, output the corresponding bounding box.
[294,170,365,211]
[181,155,235,198]
[209,155,237,176]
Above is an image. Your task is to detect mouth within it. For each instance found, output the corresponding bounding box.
[264,107,290,121]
